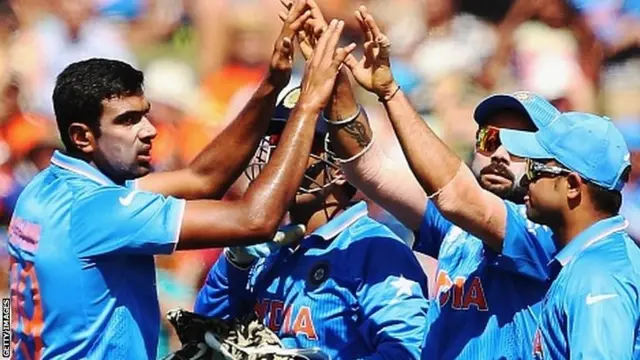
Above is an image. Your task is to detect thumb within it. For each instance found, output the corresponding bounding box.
[344,53,359,70]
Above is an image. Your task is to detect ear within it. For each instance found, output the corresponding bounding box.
[68,122,96,154]
[565,172,583,201]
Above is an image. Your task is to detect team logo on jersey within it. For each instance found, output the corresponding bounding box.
[255,298,318,340]
[513,91,533,101]
[283,88,301,109]
[434,270,488,311]
[533,328,544,359]
[308,261,330,287]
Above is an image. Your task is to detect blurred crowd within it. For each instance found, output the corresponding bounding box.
[1,0,639,357]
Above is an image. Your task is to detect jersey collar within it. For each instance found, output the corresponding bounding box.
[553,215,628,267]
[311,201,368,241]
[50,150,115,186]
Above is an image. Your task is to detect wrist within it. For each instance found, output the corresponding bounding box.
[265,69,291,90]
[376,82,400,100]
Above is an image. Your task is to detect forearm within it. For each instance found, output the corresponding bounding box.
[187,77,283,198]
[342,139,426,230]
[326,72,426,229]
[242,103,321,233]
[384,89,460,195]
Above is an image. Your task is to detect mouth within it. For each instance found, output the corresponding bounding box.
[138,147,152,162]
[480,173,512,186]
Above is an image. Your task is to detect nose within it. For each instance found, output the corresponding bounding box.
[490,144,511,165]
[139,116,157,141]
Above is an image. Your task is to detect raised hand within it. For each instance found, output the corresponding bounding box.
[343,6,398,100]
[297,19,357,111]
[269,0,313,88]
[278,0,328,61]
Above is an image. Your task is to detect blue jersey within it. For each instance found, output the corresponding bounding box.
[415,200,556,359]
[533,215,640,359]
[7,151,185,359]
[194,202,429,359]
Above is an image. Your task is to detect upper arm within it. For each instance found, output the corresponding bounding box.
[341,136,428,230]
[72,187,185,257]
[432,164,507,252]
[496,201,556,281]
[194,254,255,319]
[177,198,280,250]
[356,237,429,359]
[136,169,223,200]
[565,272,639,358]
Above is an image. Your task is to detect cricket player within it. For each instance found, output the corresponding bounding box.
[500,112,640,359]
[7,5,355,358]
[320,5,560,358]
[193,82,430,359]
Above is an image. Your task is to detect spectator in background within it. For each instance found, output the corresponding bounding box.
[570,0,640,123]
[7,0,179,120]
[618,120,640,242]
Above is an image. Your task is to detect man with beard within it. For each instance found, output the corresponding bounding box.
[323,5,559,359]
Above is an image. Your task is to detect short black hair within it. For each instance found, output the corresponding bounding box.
[53,58,144,151]
[586,166,631,215]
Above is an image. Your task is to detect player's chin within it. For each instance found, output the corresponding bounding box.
[133,162,152,177]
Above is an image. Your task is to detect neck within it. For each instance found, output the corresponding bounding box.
[553,210,612,249]
[65,150,126,186]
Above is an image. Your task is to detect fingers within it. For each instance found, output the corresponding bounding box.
[282,36,293,54]
[333,42,357,69]
[321,20,345,64]
[306,0,327,26]
[343,53,360,71]
[278,11,287,22]
[311,19,338,66]
[289,10,312,32]
[279,0,292,10]
[361,8,387,47]
[355,8,372,42]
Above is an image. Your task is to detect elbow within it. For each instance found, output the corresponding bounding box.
[244,211,281,243]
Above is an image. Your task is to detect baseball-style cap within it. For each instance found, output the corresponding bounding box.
[499,112,631,191]
[473,91,560,129]
[271,76,327,136]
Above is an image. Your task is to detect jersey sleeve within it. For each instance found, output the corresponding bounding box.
[71,187,185,257]
[564,271,639,359]
[412,201,453,258]
[356,236,429,360]
[193,254,256,320]
[493,201,556,281]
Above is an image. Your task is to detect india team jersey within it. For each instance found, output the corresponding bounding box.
[533,215,640,359]
[415,200,556,359]
[8,151,185,359]
[194,202,429,359]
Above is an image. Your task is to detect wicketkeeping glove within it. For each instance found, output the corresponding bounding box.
[160,308,330,360]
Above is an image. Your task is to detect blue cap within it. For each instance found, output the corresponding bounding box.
[500,112,631,191]
[474,91,560,129]
[271,77,327,136]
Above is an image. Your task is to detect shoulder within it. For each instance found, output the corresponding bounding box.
[563,237,640,300]
[338,215,406,247]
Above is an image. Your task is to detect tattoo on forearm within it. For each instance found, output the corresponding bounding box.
[342,121,371,149]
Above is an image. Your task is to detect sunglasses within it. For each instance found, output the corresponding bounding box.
[525,159,572,181]
[476,126,502,154]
